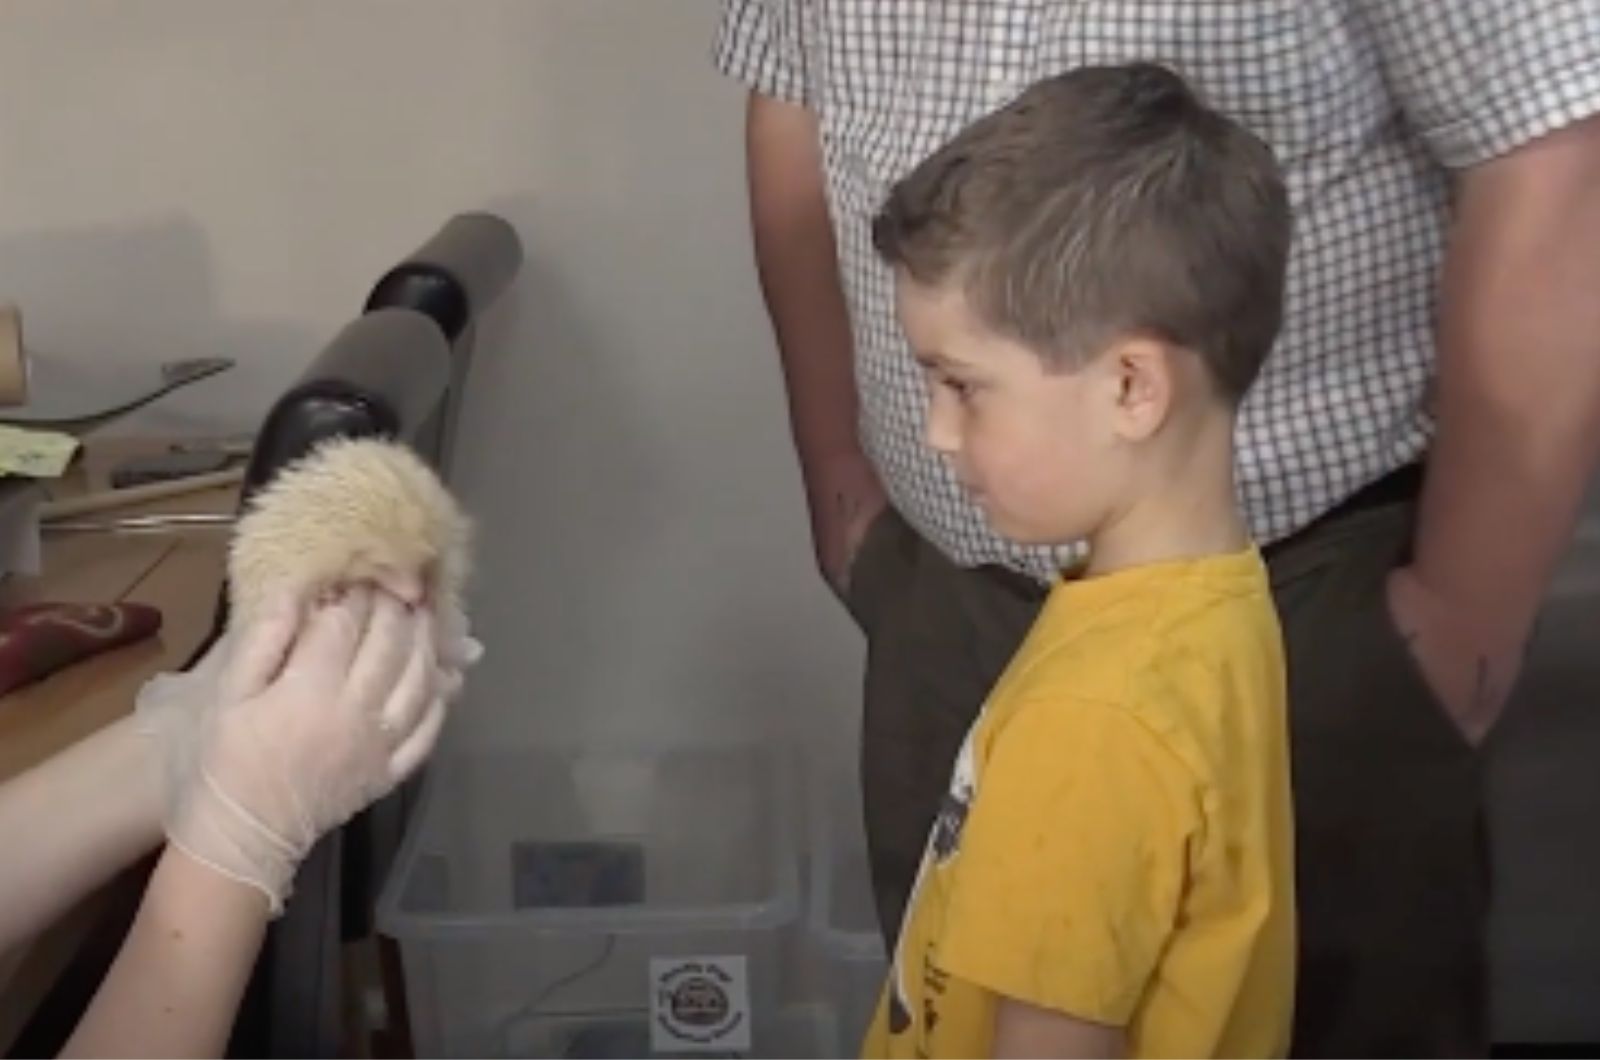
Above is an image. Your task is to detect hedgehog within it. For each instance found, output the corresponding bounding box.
[227,437,472,627]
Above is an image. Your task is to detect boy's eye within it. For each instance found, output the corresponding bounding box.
[918,361,981,402]
[944,377,976,400]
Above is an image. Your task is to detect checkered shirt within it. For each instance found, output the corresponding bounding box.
[715,0,1600,580]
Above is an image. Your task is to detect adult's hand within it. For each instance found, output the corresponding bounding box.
[808,448,889,595]
[1386,566,1527,744]
[149,586,448,913]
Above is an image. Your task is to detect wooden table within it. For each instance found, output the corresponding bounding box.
[0,438,239,1051]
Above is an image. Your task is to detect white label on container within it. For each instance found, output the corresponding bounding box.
[650,955,751,1053]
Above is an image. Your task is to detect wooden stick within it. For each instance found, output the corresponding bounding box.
[41,468,245,521]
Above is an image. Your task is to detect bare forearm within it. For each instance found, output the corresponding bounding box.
[745,91,861,470]
[0,716,164,953]
[993,997,1125,1059]
[1413,116,1600,641]
[62,846,267,1059]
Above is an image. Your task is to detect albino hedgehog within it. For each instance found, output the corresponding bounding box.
[228,437,472,623]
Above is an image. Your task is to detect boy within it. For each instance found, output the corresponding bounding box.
[859,63,1294,1058]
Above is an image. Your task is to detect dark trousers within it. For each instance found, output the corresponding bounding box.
[846,475,1489,1057]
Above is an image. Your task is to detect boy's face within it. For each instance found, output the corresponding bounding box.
[895,276,1128,546]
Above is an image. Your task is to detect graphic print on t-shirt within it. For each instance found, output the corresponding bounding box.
[886,728,978,1035]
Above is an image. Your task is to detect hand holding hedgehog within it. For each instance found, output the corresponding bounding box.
[139,438,479,912]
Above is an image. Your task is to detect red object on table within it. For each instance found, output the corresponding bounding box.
[0,602,164,696]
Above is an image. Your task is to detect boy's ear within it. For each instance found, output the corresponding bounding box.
[1106,336,1175,442]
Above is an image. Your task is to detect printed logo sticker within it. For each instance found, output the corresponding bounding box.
[650,956,751,1053]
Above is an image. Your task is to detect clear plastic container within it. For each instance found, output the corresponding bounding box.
[806,767,888,1053]
[378,744,802,1058]
[500,1003,839,1059]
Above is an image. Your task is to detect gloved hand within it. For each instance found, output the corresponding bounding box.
[140,586,454,914]
[330,567,482,688]
[434,594,484,698]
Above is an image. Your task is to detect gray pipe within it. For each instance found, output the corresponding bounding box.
[367,213,524,337]
[406,212,523,314]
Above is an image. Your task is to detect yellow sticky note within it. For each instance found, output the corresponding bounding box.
[0,423,80,478]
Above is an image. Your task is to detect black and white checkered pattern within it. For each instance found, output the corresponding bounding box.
[716,0,1600,581]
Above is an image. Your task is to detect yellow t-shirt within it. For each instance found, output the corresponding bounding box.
[861,548,1294,1059]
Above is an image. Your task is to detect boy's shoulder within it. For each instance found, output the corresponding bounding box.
[995,549,1281,733]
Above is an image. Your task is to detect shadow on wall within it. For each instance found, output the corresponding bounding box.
[449,192,679,746]
[0,214,317,435]
[448,187,861,754]
[427,0,864,758]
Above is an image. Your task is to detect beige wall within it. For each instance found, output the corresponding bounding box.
[0,0,863,751]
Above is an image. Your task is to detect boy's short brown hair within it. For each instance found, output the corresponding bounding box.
[873,62,1290,403]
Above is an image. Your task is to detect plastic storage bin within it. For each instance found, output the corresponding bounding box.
[500,1003,839,1059]
[807,768,888,1052]
[378,744,801,1058]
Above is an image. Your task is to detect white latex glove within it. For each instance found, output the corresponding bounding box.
[327,567,481,692]
[140,583,480,779]
[435,594,484,697]
[143,587,448,914]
